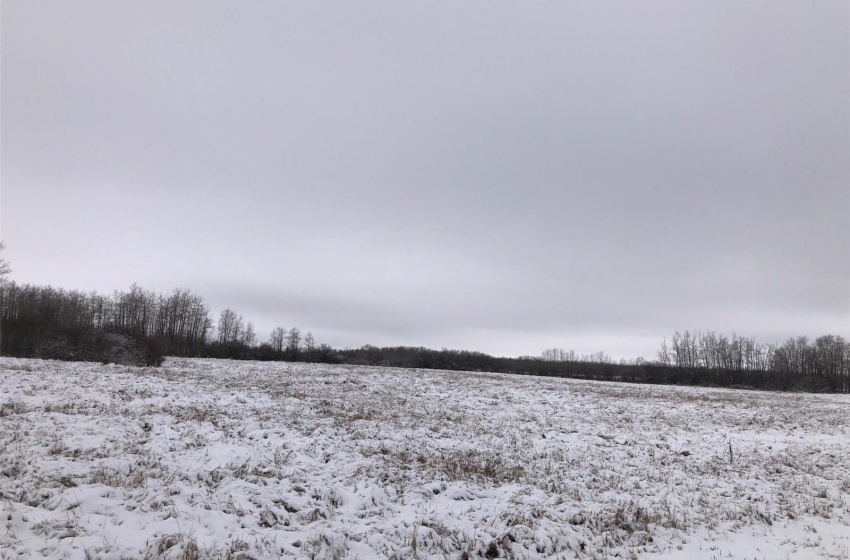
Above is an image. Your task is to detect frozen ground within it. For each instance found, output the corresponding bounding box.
[1,357,849,559]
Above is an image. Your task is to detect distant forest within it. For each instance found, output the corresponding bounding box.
[1,281,848,393]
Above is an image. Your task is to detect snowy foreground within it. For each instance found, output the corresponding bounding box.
[2,358,850,559]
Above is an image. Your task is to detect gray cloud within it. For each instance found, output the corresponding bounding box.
[2,0,847,358]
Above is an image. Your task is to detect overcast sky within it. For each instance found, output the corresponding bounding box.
[2,1,848,359]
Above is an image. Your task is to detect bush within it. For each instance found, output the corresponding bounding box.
[140,336,165,367]
[37,329,163,367]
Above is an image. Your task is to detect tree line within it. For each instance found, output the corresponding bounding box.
[538,330,849,392]
[328,334,849,393]
[0,282,329,365]
[0,277,847,393]
[654,330,849,392]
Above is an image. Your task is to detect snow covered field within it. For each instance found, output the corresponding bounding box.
[1,357,849,559]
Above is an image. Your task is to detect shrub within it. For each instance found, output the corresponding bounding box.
[37,329,163,367]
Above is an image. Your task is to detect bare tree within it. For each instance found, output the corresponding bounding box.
[217,309,243,345]
[241,322,256,347]
[0,243,10,356]
[287,327,301,358]
[0,243,10,279]
[656,338,671,366]
[541,348,578,361]
[269,326,287,353]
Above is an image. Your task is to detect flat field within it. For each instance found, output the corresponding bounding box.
[1,358,849,559]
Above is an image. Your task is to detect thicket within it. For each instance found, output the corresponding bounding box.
[654,330,850,392]
[0,283,172,366]
[0,281,847,392]
[0,283,331,366]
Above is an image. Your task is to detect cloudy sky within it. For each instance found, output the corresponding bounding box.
[2,1,848,359]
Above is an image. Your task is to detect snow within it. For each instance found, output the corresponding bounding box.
[1,357,849,559]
